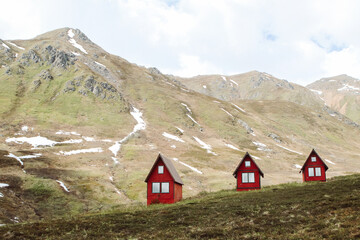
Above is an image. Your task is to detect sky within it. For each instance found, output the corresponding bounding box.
[1,0,360,85]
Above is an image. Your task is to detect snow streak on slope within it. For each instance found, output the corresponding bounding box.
[181,103,192,114]
[325,159,336,165]
[109,107,146,157]
[310,89,323,95]
[224,143,240,151]
[231,103,246,113]
[162,132,185,143]
[276,144,303,155]
[6,136,82,148]
[338,84,360,91]
[1,43,10,49]
[193,137,217,155]
[187,114,200,125]
[56,180,70,192]
[7,42,25,50]
[221,108,234,118]
[68,29,88,54]
[59,148,103,156]
[5,153,24,166]
[173,158,203,174]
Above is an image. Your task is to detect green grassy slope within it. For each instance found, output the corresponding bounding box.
[1,174,360,239]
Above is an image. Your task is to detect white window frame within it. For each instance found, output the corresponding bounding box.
[308,167,314,177]
[158,165,164,174]
[311,157,316,162]
[248,172,255,183]
[315,167,321,176]
[245,161,251,167]
[161,182,170,193]
[242,172,255,183]
[152,182,160,193]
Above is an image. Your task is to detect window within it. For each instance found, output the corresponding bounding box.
[311,157,316,162]
[161,182,169,193]
[245,161,251,167]
[152,182,160,193]
[242,172,255,183]
[158,166,164,174]
[308,167,314,177]
[315,167,321,176]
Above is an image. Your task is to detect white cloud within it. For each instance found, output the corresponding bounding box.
[1,0,360,84]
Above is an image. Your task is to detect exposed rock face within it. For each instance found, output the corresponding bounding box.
[148,67,162,75]
[21,50,41,65]
[237,119,254,134]
[63,75,123,101]
[268,133,282,143]
[42,45,75,69]
[323,106,359,128]
[33,80,42,91]
[38,70,53,81]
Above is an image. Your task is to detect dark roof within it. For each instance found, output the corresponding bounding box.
[144,153,184,185]
[233,152,264,178]
[300,149,329,173]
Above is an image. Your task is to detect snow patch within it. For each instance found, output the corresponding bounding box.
[187,114,200,125]
[325,159,336,165]
[95,61,106,68]
[180,87,190,92]
[252,155,261,160]
[176,127,184,133]
[1,43,10,49]
[310,89,323,95]
[294,164,302,169]
[109,176,113,182]
[109,107,146,157]
[276,144,303,155]
[329,79,336,82]
[213,100,221,103]
[56,130,80,136]
[59,148,103,156]
[221,76,227,81]
[181,103,192,114]
[203,85,207,89]
[83,136,95,142]
[68,29,88,54]
[21,126,29,132]
[0,193,3,198]
[221,108,234,118]
[162,132,185,142]
[171,145,176,149]
[6,153,23,166]
[71,51,81,56]
[230,79,238,86]
[173,158,203,174]
[7,42,25,50]
[111,157,119,164]
[56,180,70,192]
[338,84,360,91]
[193,136,217,155]
[225,143,240,151]
[231,103,246,113]
[0,183,9,188]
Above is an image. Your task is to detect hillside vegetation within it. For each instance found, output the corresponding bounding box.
[1,174,359,239]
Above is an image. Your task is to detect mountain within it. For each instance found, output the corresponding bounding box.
[1,174,360,239]
[175,71,324,108]
[0,28,360,224]
[307,74,360,124]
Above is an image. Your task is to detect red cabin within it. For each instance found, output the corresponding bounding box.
[145,153,183,205]
[233,152,264,191]
[300,149,328,182]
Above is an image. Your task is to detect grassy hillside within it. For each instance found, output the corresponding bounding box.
[1,174,360,239]
[1,28,360,225]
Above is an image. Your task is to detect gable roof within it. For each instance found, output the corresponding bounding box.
[144,153,184,185]
[300,149,329,172]
[233,152,264,178]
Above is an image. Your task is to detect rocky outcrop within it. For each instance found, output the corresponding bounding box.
[42,45,75,69]
[63,75,123,101]
[21,50,41,65]
[38,69,53,81]
[268,133,282,143]
[237,119,254,134]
